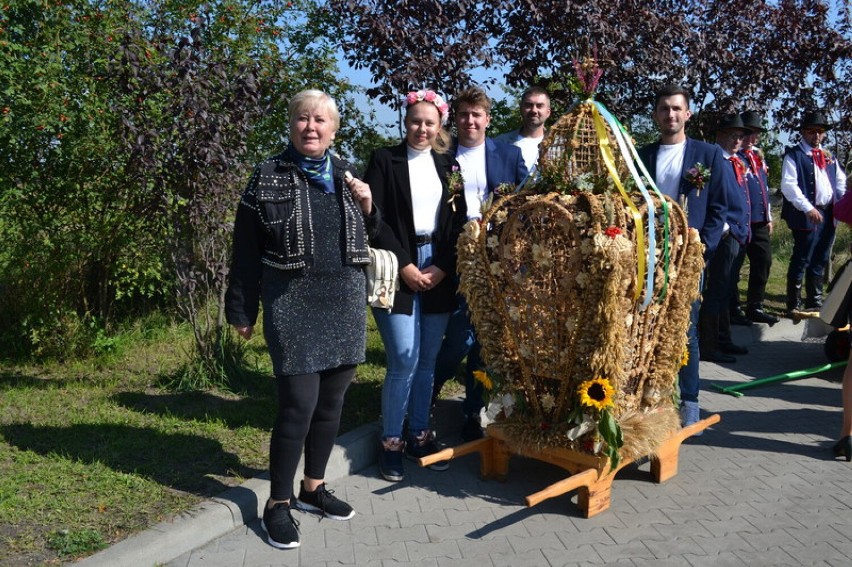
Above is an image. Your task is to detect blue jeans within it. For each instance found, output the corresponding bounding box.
[680,297,701,403]
[373,242,450,439]
[788,213,836,305]
[432,301,484,417]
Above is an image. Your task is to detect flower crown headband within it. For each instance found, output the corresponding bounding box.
[404,89,450,125]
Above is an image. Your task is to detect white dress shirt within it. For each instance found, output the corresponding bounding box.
[780,141,847,212]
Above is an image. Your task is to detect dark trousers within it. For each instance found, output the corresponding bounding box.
[703,233,741,316]
[269,365,355,501]
[787,213,836,300]
[730,221,773,311]
[701,233,740,351]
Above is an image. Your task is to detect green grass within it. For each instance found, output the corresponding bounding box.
[0,312,390,565]
[749,195,852,314]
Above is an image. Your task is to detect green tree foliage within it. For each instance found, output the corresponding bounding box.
[0,1,162,356]
[0,0,368,364]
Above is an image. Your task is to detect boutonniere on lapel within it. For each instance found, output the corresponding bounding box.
[684,162,711,197]
[446,165,464,211]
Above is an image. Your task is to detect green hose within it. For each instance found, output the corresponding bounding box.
[711,360,848,397]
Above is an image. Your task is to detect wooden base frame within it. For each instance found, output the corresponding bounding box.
[418,414,720,518]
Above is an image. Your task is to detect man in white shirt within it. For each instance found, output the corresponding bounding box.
[779,110,847,314]
[495,86,551,172]
[432,86,527,441]
[637,84,730,429]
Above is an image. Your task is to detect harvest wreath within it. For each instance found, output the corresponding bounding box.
[456,71,705,470]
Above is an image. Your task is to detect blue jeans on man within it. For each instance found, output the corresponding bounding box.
[432,296,485,436]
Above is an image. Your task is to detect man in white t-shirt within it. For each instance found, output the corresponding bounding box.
[432,86,527,441]
[495,86,551,172]
[637,84,730,431]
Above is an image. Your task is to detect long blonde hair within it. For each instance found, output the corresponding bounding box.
[404,102,451,154]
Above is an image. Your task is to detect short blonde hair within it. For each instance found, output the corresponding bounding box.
[288,89,340,131]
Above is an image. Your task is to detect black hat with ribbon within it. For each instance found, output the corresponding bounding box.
[740,110,766,132]
[713,113,747,132]
[799,110,834,131]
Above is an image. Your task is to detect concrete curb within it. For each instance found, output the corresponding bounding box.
[77,423,382,567]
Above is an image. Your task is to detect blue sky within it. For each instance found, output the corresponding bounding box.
[338,50,510,138]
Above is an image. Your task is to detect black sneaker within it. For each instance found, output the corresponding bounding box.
[261,502,300,549]
[405,429,449,471]
[295,482,355,520]
[379,437,405,482]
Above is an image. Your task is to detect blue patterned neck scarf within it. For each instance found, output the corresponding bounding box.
[288,143,334,193]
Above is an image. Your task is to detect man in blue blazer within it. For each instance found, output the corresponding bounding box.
[432,86,528,441]
[706,113,751,363]
[637,84,730,431]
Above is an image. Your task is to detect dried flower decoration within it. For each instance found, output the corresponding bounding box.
[684,162,710,196]
[572,51,604,98]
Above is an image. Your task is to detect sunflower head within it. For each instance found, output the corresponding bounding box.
[472,369,493,390]
[680,348,689,367]
[578,377,615,411]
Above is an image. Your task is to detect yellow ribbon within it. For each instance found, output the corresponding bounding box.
[590,104,646,302]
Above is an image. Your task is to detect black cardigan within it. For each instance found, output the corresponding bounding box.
[363,142,467,315]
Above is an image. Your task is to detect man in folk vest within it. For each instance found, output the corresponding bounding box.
[731,110,779,325]
[780,110,847,315]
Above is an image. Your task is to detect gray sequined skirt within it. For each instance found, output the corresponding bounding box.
[261,266,366,376]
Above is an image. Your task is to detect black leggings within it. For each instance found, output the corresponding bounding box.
[269,365,355,502]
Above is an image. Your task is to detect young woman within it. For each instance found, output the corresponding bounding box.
[364,90,466,481]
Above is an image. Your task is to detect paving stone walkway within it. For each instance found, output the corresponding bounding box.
[162,319,852,567]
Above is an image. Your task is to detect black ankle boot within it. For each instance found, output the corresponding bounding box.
[786,278,802,314]
[805,275,824,310]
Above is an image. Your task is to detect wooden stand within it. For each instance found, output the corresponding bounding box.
[418,413,720,517]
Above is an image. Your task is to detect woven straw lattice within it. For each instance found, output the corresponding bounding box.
[457,102,704,459]
[538,103,629,188]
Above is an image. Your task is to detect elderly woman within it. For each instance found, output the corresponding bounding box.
[364,90,466,482]
[225,89,378,550]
